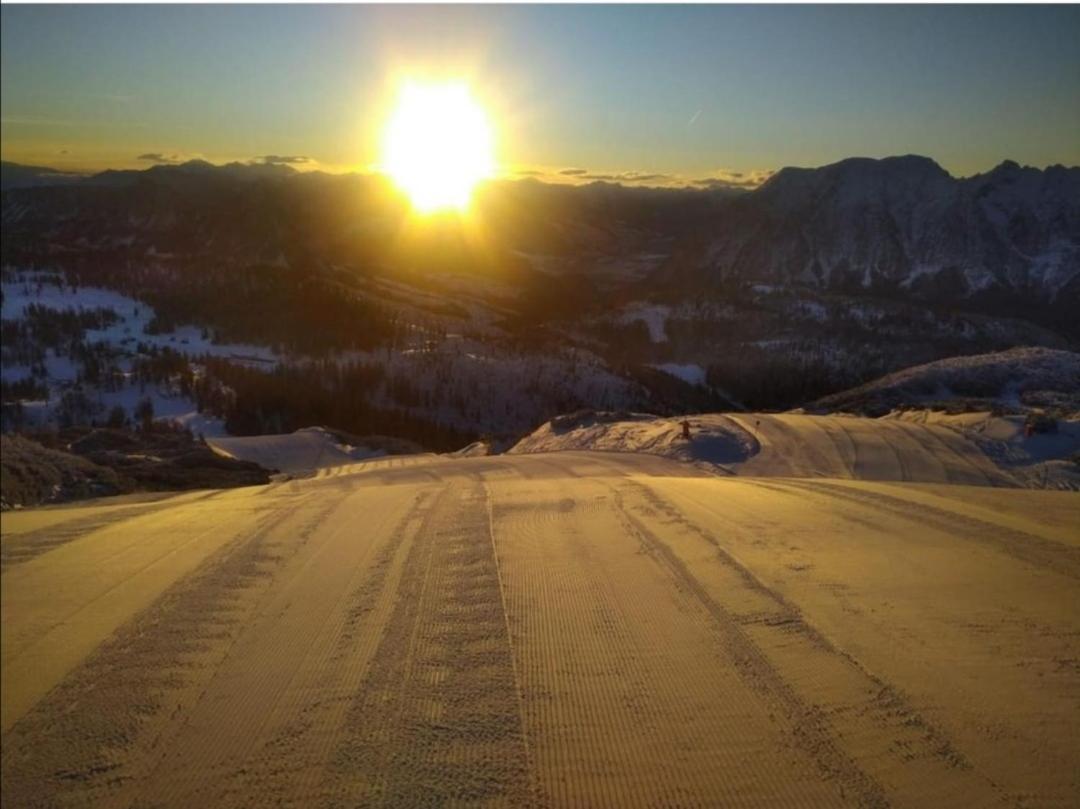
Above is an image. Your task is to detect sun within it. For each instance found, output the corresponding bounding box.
[381,80,495,213]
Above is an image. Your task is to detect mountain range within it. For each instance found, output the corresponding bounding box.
[662,156,1079,314]
[3,155,1077,321]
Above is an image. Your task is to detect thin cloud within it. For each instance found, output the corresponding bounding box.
[582,171,676,184]
[687,108,701,127]
[692,168,774,190]
[514,166,769,190]
[137,152,183,164]
[620,172,671,183]
[257,154,312,165]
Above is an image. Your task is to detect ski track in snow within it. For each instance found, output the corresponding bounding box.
[2,446,1078,808]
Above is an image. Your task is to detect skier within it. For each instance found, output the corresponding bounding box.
[681,419,691,440]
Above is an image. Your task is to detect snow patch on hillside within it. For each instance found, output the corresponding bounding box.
[2,270,278,432]
[1,273,276,366]
[620,303,671,343]
[652,363,707,387]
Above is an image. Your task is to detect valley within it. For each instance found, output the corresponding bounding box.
[3,155,1077,450]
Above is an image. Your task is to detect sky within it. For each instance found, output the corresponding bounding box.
[2,4,1078,186]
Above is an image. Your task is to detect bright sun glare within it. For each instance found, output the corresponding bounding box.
[382,81,495,213]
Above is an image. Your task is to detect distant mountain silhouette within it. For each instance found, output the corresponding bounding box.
[0,161,87,191]
[87,160,304,189]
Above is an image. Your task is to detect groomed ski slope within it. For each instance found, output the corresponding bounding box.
[509,411,1039,485]
[205,411,1026,483]
[2,444,1078,808]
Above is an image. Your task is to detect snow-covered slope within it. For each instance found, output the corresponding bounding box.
[889,410,1080,490]
[813,346,1080,414]
[510,405,1080,489]
[509,410,1064,486]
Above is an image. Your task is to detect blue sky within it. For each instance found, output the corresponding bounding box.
[2,4,1077,182]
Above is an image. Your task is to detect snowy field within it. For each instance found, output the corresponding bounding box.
[2,437,1078,807]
